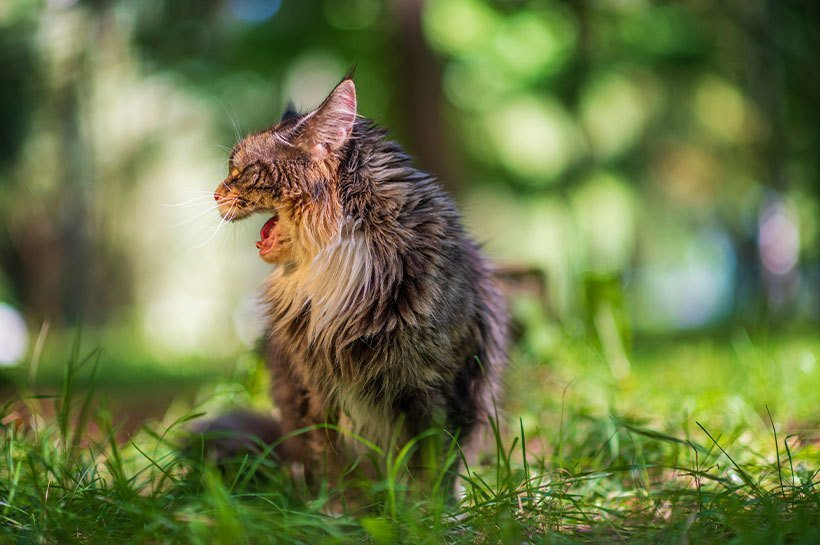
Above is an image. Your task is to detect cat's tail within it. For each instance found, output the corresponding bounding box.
[186,410,298,465]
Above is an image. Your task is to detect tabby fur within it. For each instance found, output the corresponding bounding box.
[206,77,508,491]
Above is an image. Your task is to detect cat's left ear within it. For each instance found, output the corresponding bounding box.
[297,78,357,160]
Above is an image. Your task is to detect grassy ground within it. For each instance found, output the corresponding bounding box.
[0,327,818,544]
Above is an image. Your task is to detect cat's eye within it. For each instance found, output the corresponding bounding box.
[231,168,240,178]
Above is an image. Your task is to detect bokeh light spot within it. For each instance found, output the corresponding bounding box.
[284,52,347,110]
[422,0,497,56]
[632,228,736,331]
[759,198,800,276]
[484,95,578,183]
[491,9,576,79]
[443,58,515,111]
[229,0,281,23]
[694,76,749,143]
[571,172,636,272]
[581,70,653,159]
[0,303,28,366]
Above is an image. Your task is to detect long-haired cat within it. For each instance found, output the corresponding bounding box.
[203,76,507,494]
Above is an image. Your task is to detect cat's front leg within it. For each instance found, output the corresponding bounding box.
[265,338,346,489]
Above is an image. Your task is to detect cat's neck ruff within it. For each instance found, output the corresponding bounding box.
[264,215,374,351]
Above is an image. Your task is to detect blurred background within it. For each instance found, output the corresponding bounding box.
[0,0,818,412]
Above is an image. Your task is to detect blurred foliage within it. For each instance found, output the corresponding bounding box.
[0,6,817,540]
[0,0,819,369]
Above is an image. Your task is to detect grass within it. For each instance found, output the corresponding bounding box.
[0,328,818,544]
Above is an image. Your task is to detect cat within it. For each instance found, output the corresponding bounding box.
[201,75,508,495]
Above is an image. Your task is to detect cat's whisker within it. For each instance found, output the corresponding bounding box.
[173,189,218,195]
[168,189,217,197]
[220,98,243,143]
[193,201,237,248]
[166,191,233,213]
[163,194,218,207]
[218,200,236,223]
[175,202,226,226]
[175,198,222,212]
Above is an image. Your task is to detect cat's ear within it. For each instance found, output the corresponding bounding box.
[296,78,357,159]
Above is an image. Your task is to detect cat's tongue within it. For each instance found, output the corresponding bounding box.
[255,216,279,255]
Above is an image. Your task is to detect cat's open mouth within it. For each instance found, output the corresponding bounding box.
[255,214,280,257]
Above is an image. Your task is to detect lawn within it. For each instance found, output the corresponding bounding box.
[0,326,817,544]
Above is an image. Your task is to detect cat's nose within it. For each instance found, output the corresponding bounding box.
[214,192,219,202]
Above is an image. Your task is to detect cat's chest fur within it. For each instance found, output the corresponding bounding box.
[261,209,472,441]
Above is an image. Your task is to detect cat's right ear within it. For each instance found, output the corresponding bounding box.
[295,79,357,160]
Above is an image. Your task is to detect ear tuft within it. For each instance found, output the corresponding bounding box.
[297,79,357,157]
[280,101,299,122]
[343,63,357,81]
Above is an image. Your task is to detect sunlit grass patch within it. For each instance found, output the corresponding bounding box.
[0,334,818,544]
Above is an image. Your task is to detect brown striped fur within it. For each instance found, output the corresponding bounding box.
[206,78,508,492]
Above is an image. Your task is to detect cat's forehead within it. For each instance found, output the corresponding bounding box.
[230,130,292,165]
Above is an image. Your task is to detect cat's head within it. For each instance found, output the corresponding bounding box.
[214,78,357,264]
